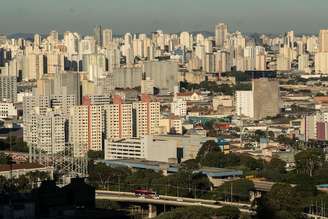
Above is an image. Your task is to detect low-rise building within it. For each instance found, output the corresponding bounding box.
[105,135,178,162]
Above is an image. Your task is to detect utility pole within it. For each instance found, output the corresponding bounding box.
[230,182,233,202]
[118,175,121,192]
[194,185,197,199]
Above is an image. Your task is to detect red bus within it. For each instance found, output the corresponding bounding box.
[134,189,159,199]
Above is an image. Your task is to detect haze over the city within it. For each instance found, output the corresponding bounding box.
[1,0,328,34]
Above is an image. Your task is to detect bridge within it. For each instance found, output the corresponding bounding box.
[96,190,254,218]
[252,180,275,192]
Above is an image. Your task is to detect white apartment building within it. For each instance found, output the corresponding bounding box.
[315,52,328,74]
[23,96,50,118]
[171,99,187,117]
[0,102,17,119]
[235,90,254,118]
[24,109,66,155]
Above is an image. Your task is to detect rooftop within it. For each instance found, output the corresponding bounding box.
[0,163,47,172]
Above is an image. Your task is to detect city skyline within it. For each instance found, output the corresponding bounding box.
[1,0,328,35]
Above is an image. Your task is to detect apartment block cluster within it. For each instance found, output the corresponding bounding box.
[2,23,328,164]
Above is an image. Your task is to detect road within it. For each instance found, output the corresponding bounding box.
[95,190,254,214]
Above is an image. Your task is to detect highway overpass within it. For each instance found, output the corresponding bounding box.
[96,190,254,218]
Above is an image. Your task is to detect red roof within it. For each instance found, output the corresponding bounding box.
[176,92,200,97]
[0,163,45,172]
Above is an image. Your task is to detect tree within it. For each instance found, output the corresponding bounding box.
[200,151,226,168]
[196,140,220,161]
[190,172,212,198]
[210,179,254,202]
[257,183,303,219]
[267,131,275,139]
[254,130,266,138]
[215,206,241,219]
[240,155,264,171]
[180,159,200,171]
[295,149,325,177]
[265,158,286,174]
[155,206,241,219]
[277,135,294,146]
[0,152,10,164]
[88,163,130,189]
[87,150,104,160]
[155,206,216,219]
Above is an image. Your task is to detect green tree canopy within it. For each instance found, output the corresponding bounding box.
[257,183,303,219]
[295,149,325,177]
[209,179,254,202]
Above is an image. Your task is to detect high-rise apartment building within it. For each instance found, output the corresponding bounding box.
[143,61,179,93]
[235,76,280,120]
[0,76,17,103]
[23,96,51,119]
[132,95,160,138]
[252,78,280,120]
[315,52,328,74]
[94,25,103,46]
[69,105,102,157]
[319,29,328,52]
[215,23,228,49]
[24,109,66,155]
[102,28,113,48]
[235,90,254,118]
[105,96,133,140]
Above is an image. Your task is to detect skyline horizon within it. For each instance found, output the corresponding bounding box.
[2,26,324,37]
[2,0,328,36]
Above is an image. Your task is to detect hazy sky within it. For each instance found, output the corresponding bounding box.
[1,0,327,35]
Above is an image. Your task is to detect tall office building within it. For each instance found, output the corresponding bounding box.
[215,23,228,49]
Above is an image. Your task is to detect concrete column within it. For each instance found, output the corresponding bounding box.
[148,204,157,218]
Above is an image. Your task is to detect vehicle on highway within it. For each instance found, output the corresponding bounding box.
[134,189,159,199]
[176,198,183,202]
